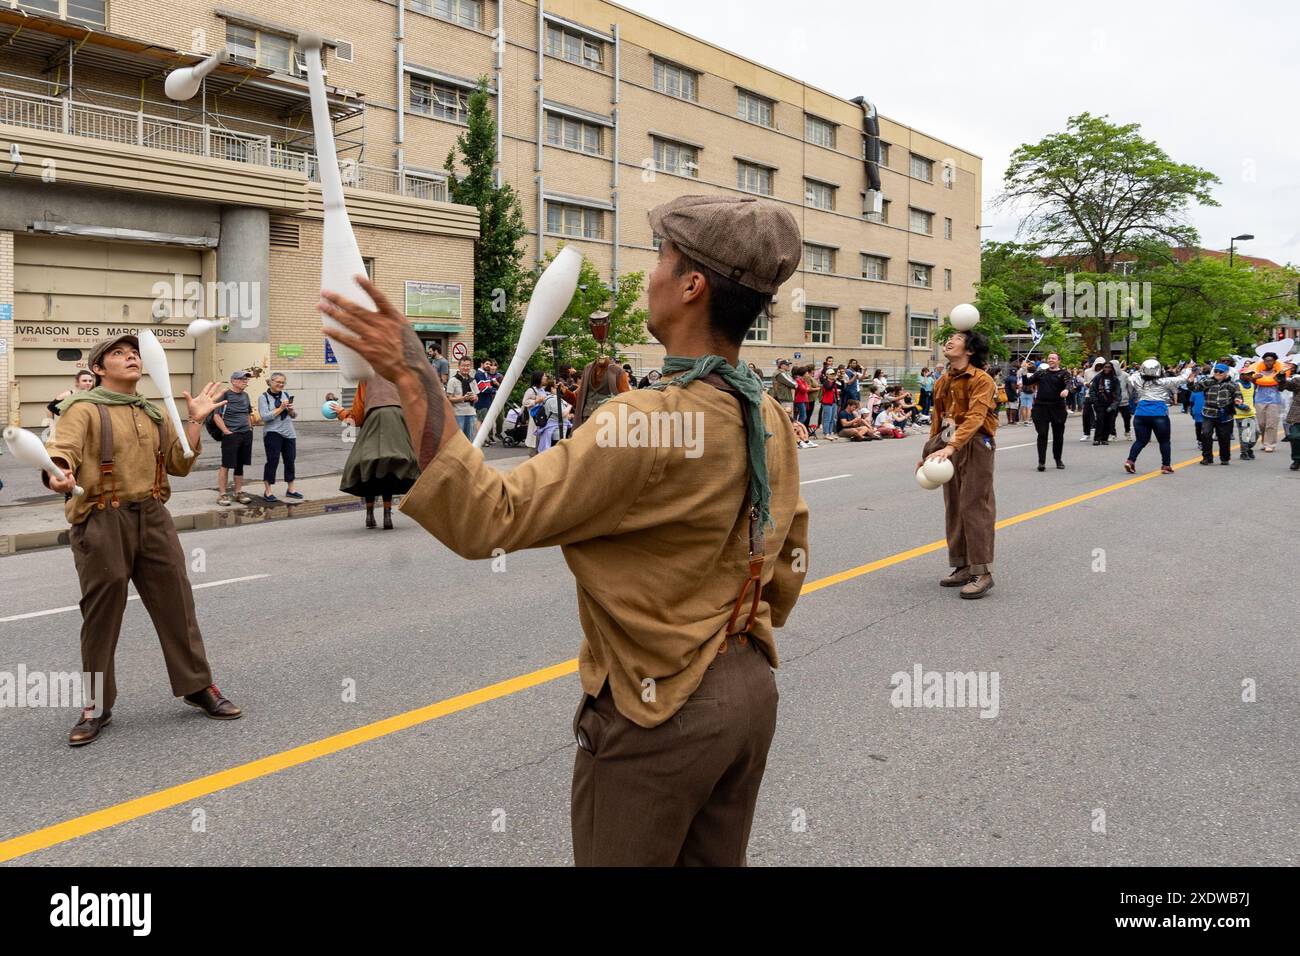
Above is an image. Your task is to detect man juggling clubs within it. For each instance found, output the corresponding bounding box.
[39,335,242,746]
[919,308,999,600]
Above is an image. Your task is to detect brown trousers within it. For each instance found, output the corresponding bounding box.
[571,636,778,866]
[924,431,997,572]
[69,498,213,712]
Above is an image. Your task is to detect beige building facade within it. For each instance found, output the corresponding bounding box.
[1,0,979,425]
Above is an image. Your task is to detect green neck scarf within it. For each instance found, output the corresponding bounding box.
[59,386,164,424]
[654,355,772,530]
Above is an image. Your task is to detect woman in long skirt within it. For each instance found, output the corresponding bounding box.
[333,374,421,529]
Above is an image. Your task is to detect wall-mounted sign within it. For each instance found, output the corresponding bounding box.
[451,341,468,361]
[324,340,338,365]
[13,323,189,348]
[278,344,304,358]
[405,281,461,320]
[0,304,12,321]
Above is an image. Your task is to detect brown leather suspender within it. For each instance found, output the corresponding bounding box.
[93,404,165,510]
[723,387,766,638]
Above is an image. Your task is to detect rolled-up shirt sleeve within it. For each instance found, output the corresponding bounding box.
[164,415,199,477]
[41,403,91,487]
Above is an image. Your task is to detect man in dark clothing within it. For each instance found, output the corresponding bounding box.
[1088,364,1122,445]
[1023,353,1073,471]
[1191,363,1247,464]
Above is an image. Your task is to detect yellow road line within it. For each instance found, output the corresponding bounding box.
[0,450,1208,863]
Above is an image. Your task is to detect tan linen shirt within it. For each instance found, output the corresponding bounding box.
[400,378,810,728]
[43,401,200,525]
[930,366,999,449]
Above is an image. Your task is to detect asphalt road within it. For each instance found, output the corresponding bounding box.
[2,412,1297,866]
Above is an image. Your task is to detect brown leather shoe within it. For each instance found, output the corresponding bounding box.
[940,567,972,587]
[183,684,242,719]
[69,707,111,747]
[960,574,995,600]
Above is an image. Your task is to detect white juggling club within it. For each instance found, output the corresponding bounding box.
[473,246,583,449]
[137,329,194,460]
[4,426,84,496]
[301,32,373,383]
[164,47,227,102]
[186,318,221,337]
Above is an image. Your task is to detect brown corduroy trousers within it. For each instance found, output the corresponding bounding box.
[570,635,778,866]
[923,431,997,573]
[69,499,214,712]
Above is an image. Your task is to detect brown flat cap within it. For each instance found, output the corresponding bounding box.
[649,194,802,295]
[88,334,140,373]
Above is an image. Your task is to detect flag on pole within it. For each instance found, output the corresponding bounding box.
[1027,315,1042,342]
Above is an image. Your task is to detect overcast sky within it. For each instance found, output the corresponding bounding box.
[622,0,1300,267]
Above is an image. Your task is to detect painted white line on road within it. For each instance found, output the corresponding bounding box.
[997,442,1035,451]
[0,574,271,623]
[800,474,852,486]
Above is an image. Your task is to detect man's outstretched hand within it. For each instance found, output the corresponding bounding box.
[318,276,419,385]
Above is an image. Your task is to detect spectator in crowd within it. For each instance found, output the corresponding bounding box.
[46,369,97,436]
[215,370,255,506]
[258,372,300,502]
[819,365,841,440]
[1279,367,1300,470]
[537,384,572,453]
[1002,365,1019,424]
[873,402,904,438]
[1114,360,1136,440]
[428,344,449,384]
[769,359,797,416]
[842,360,864,413]
[918,366,935,415]
[1088,360,1121,445]
[1016,361,1035,425]
[789,407,817,449]
[521,371,551,457]
[474,357,501,446]
[862,383,882,423]
[1189,366,1208,443]
[804,366,823,436]
[637,368,662,389]
[837,399,875,441]
[871,368,888,393]
[792,364,812,430]
[447,356,479,441]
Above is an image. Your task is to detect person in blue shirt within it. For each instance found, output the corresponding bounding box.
[474,357,502,446]
[1189,367,1207,443]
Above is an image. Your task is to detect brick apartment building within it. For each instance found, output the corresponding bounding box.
[0,0,981,426]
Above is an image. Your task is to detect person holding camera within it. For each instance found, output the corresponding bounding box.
[259,372,300,502]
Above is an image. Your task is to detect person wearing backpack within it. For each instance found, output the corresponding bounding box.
[521,371,551,457]
[213,370,255,506]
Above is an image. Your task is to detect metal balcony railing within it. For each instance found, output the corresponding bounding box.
[0,84,446,203]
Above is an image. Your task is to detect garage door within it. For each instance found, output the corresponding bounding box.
[13,236,199,427]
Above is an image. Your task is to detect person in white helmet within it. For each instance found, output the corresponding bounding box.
[1124,359,1196,474]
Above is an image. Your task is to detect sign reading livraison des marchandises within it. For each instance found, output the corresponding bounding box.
[13,323,190,348]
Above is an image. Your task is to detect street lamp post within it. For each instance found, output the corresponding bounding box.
[1228,233,1254,268]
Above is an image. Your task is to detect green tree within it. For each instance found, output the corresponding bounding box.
[444,79,528,364]
[996,113,1220,354]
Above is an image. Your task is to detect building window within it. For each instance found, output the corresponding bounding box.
[909,207,933,235]
[737,160,773,196]
[942,160,956,188]
[910,153,934,182]
[805,179,835,211]
[547,24,604,70]
[944,269,953,291]
[804,306,833,344]
[651,233,663,251]
[226,23,293,74]
[653,59,698,101]
[944,217,953,240]
[18,1,105,28]
[861,255,888,281]
[653,137,698,177]
[362,257,376,280]
[910,263,933,288]
[410,0,484,29]
[404,172,448,202]
[804,244,834,274]
[1114,260,1139,276]
[745,312,771,343]
[861,310,886,347]
[736,89,774,127]
[805,115,835,149]
[546,201,604,239]
[866,199,891,224]
[910,315,930,349]
[547,113,603,155]
[410,78,470,123]
[864,139,891,167]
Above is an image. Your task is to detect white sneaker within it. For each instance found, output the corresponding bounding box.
[1079,435,1090,441]
[806,441,819,448]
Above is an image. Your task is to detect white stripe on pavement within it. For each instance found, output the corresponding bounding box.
[0,574,271,623]
[997,442,1035,451]
[800,474,852,485]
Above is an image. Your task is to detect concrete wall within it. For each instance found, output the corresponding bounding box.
[0,180,220,238]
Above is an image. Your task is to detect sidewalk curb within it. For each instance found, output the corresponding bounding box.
[1,456,526,557]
